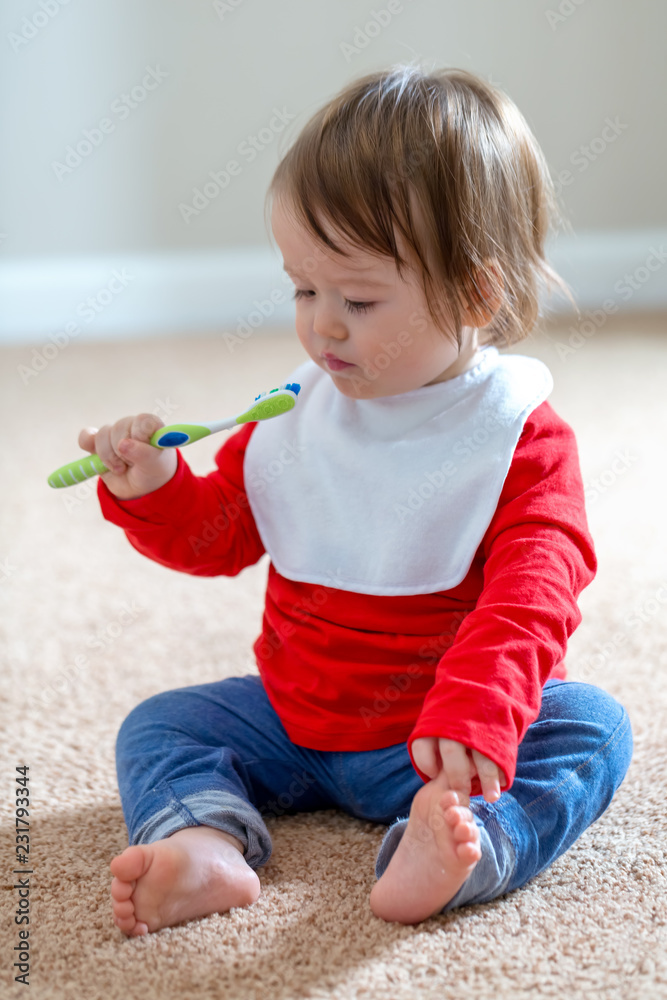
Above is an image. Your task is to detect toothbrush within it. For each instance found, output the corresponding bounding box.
[47,382,301,489]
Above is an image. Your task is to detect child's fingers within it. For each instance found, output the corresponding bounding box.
[438,739,473,802]
[109,414,158,455]
[111,414,169,470]
[78,427,99,453]
[106,414,159,467]
[116,435,171,472]
[470,749,505,802]
[410,737,440,779]
[128,413,165,444]
[95,424,130,475]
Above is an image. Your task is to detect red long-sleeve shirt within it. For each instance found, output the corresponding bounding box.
[97,398,596,797]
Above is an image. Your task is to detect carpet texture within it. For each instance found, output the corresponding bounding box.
[2,315,667,1000]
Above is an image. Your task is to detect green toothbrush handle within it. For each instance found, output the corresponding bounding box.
[48,383,299,489]
[47,425,211,489]
[48,453,109,489]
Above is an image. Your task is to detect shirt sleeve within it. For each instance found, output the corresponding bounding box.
[96,421,266,576]
[407,400,597,796]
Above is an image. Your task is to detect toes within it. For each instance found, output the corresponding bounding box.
[452,820,478,843]
[110,845,151,883]
[113,910,149,937]
[439,790,460,810]
[113,913,137,934]
[113,899,135,919]
[443,803,473,826]
[457,841,482,863]
[110,876,135,901]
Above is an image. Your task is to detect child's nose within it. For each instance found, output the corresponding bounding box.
[312,305,347,340]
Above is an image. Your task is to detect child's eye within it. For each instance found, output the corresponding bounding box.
[292,289,375,314]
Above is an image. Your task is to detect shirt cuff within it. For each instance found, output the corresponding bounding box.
[96,450,195,529]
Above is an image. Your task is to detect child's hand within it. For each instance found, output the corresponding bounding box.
[411,736,506,807]
[78,414,178,500]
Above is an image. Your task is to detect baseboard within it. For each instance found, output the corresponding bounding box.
[1,230,665,345]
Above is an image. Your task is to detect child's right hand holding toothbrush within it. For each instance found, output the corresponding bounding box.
[78,414,178,500]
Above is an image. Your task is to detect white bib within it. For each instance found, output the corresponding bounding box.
[244,346,553,596]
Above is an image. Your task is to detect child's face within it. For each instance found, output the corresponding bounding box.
[271,198,481,399]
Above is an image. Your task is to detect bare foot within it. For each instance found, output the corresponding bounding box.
[369,770,482,924]
[109,826,261,936]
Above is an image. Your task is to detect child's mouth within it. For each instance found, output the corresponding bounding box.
[322,354,355,371]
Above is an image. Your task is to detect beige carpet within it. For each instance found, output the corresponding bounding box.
[2,314,667,1000]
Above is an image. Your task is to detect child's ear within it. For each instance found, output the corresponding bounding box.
[460,263,504,328]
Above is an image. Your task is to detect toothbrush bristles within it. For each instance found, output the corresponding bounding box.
[253,382,300,402]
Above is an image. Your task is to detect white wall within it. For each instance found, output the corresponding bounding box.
[1,0,666,343]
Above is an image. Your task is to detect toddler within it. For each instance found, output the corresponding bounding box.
[80,64,633,935]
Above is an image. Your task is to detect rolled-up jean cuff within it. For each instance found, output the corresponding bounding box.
[441,807,516,911]
[374,803,516,913]
[374,817,409,880]
[132,789,273,870]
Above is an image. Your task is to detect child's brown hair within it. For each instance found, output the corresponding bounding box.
[265,62,575,349]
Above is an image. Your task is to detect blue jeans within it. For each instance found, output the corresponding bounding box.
[115,674,633,912]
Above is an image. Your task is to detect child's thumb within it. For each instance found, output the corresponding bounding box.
[411,738,439,779]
